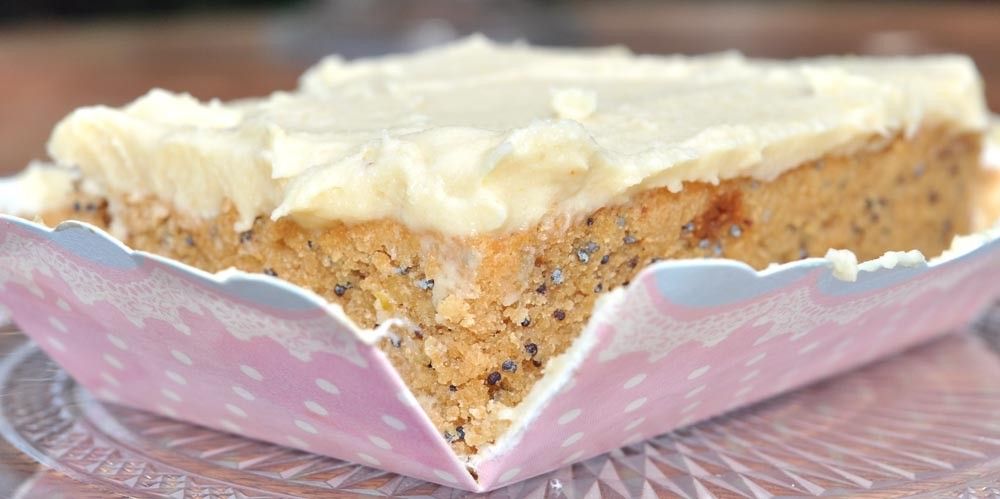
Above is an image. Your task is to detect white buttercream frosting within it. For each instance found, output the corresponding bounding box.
[0,162,77,217]
[826,248,930,282]
[825,249,860,282]
[46,36,987,235]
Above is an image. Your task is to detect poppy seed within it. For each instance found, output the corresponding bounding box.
[502,359,517,373]
[524,343,538,357]
[551,268,564,285]
[486,371,502,385]
[553,309,566,321]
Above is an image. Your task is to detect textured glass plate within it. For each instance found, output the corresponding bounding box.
[0,311,999,498]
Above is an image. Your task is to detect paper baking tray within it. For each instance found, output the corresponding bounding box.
[1,214,997,491]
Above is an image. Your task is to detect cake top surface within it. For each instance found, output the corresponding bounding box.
[47,36,987,235]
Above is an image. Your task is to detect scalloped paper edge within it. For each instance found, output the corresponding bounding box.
[2,212,999,491]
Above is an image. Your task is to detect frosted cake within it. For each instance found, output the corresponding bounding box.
[13,37,990,453]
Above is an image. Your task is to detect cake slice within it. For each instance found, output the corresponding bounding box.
[31,37,988,453]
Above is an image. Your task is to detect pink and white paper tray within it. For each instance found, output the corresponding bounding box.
[0,213,998,492]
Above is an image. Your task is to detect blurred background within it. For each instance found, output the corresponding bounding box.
[1,0,998,174]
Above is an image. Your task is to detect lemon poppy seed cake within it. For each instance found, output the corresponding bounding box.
[25,37,990,454]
